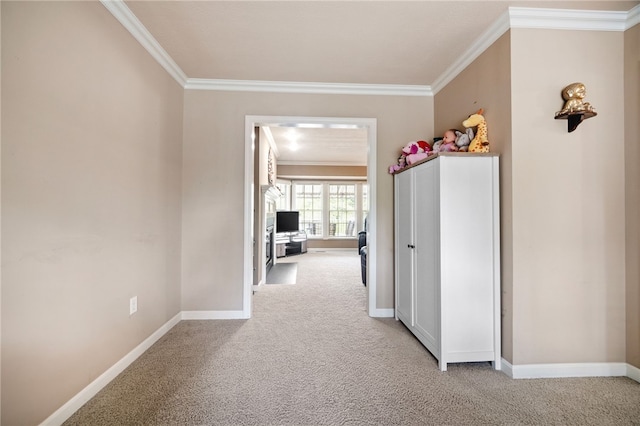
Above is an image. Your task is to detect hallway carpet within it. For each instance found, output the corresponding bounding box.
[64,250,640,425]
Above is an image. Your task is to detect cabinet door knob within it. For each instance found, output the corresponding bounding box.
[408,244,415,249]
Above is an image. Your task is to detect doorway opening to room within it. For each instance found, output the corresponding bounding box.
[243,116,378,317]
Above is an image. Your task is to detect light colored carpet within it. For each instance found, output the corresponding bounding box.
[65,251,640,425]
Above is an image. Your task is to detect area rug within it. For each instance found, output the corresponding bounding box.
[265,262,297,285]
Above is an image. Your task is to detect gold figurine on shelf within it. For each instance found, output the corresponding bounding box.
[554,82,597,132]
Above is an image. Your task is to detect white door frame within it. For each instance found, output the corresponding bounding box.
[243,115,378,317]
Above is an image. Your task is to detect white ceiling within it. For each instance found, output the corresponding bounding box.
[122,0,638,165]
[266,125,369,166]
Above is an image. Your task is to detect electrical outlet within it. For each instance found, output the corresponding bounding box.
[129,296,138,315]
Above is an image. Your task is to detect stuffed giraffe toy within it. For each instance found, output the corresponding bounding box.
[462,109,490,153]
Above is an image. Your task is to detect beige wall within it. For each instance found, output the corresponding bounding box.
[278,164,367,179]
[510,29,626,365]
[434,32,513,360]
[182,90,433,311]
[436,27,629,367]
[307,239,359,250]
[1,2,184,425]
[2,3,637,425]
[625,23,640,369]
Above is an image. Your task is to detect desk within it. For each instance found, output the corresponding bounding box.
[275,232,307,257]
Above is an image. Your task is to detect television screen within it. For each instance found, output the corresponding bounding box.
[276,211,300,233]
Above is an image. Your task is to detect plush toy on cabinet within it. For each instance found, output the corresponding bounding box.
[432,130,458,153]
[455,128,474,151]
[432,128,473,153]
[462,109,490,153]
[402,140,432,165]
[388,140,433,174]
[388,154,407,174]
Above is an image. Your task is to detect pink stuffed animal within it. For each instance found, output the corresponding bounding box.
[403,140,432,165]
[388,154,407,174]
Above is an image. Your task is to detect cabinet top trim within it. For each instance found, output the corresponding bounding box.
[392,152,500,175]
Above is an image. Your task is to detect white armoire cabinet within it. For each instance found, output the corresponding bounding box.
[394,153,501,371]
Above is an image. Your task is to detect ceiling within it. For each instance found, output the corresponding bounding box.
[124,1,638,165]
[265,124,369,166]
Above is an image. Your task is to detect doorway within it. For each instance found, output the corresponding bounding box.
[244,115,377,317]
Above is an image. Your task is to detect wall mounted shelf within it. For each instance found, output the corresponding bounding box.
[555,110,597,132]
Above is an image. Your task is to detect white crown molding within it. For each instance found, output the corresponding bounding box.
[628,4,640,29]
[431,9,511,95]
[100,0,187,86]
[432,6,633,95]
[185,78,432,96]
[103,1,636,96]
[509,7,627,31]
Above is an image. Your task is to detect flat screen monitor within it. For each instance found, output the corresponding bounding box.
[276,211,299,233]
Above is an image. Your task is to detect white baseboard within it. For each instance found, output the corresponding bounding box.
[40,312,182,426]
[40,315,640,426]
[181,310,248,320]
[370,308,395,318]
[41,311,246,425]
[501,358,637,382]
[500,358,514,377]
[307,248,355,252]
[628,363,640,382]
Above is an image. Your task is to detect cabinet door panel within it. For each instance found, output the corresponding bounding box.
[413,161,439,350]
[395,171,413,324]
[439,157,495,354]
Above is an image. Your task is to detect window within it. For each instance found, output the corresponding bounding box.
[295,183,323,237]
[292,181,368,239]
[329,184,356,237]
